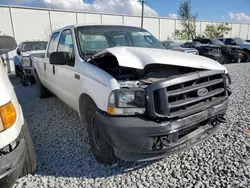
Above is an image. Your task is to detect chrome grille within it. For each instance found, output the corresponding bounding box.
[146,70,228,118]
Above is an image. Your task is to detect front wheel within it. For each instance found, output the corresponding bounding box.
[87,104,117,164]
[242,52,249,62]
[21,75,29,87]
[20,121,37,177]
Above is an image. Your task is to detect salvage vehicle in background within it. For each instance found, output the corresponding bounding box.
[33,25,231,164]
[182,41,223,63]
[15,41,47,86]
[162,41,199,55]
[218,38,250,62]
[193,38,244,64]
[0,36,36,188]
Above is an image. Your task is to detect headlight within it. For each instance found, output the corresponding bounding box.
[22,56,31,67]
[107,89,145,115]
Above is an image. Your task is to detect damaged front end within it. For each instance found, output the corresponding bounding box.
[90,48,231,161]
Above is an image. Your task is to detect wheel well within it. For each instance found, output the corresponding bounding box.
[243,48,250,53]
[79,94,96,122]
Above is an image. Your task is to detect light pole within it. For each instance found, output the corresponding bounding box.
[141,0,145,28]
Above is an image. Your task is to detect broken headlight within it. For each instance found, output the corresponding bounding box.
[107,89,145,115]
[22,56,31,67]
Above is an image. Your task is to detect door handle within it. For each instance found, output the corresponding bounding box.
[75,74,80,80]
[44,63,46,70]
[53,65,55,75]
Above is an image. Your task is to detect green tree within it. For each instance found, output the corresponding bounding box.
[204,23,231,38]
[173,29,188,40]
[177,0,197,40]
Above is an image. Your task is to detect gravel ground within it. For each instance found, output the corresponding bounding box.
[12,63,250,188]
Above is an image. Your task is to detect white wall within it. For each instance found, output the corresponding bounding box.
[1,5,250,72]
[0,5,249,42]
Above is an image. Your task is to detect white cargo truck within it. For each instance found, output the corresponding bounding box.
[0,36,36,188]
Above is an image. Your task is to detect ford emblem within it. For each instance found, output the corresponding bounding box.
[197,88,208,97]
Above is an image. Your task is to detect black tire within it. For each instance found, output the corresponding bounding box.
[20,121,37,177]
[34,71,51,98]
[87,103,117,164]
[21,75,29,87]
[242,52,249,62]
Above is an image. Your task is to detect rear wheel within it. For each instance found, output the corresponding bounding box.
[34,71,51,98]
[87,103,117,164]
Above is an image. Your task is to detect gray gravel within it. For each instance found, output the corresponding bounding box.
[13,63,250,188]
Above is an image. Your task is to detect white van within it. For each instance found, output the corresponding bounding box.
[0,36,36,188]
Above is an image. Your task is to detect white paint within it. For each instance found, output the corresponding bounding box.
[105,47,227,73]
[0,62,24,148]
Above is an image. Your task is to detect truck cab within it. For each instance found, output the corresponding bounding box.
[33,25,231,164]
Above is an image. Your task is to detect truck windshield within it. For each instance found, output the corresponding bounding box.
[77,26,165,56]
[210,39,225,46]
[22,42,47,52]
[234,38,246,44]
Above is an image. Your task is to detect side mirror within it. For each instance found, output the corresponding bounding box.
[0,36,17,55]
[50,51,71,65]
[16,48,21,55]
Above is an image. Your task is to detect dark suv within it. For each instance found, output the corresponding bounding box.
[182,41,223,63]
[193,39,243,64]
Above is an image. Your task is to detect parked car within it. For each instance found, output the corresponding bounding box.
[218,38,250,62]
[162,41,199,55]
[15,41,47,86]
[182,41,223,63]
[193,38,244,64]
[33,25,231,164]
[0,36,36,188]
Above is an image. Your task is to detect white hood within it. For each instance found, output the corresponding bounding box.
[104,47,228,73]
[21,50,46,57]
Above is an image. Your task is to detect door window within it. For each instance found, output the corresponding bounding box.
[225,38,235,45]
[58,30,74,54]
[47,32,60,58]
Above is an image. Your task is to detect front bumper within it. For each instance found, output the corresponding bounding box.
[0,137,26,188]
[96,99,228,161]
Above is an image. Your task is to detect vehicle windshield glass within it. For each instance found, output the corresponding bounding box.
[234,38,246,44]
[77,26,165,56]
[211,39,225,45]
[22,42,47,52]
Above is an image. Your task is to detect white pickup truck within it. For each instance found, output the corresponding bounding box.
[33,25,231,164]
[0,36,36,188]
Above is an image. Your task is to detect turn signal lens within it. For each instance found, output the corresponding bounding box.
[107,107,115,115]
[0,102,17,129]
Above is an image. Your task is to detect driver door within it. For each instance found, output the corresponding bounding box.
[53,29,78,111]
